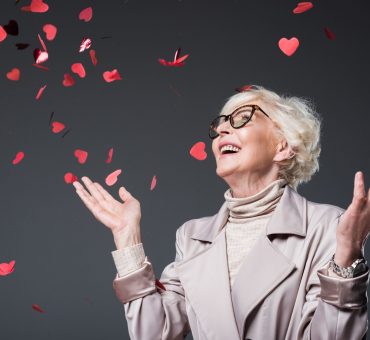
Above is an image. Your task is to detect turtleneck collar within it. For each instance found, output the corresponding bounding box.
[224,178,288,223]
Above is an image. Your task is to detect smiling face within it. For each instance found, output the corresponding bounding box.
[212,99,282,190]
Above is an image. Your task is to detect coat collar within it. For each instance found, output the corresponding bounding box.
[190,184,307,243]
[176,184,307,339]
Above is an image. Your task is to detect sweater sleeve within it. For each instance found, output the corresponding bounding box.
[111,243,146,277]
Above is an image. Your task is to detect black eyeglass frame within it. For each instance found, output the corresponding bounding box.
[208,104,271,139]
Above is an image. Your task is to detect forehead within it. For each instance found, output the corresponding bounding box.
[220,96,264,116]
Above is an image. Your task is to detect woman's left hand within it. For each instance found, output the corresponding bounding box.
[335,171,370,266]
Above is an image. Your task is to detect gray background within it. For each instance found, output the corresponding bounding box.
[0,0,369,339]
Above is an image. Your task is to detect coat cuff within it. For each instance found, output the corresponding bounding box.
[111,243,146,277]
[317,263,369,309]
[112,257,156,304]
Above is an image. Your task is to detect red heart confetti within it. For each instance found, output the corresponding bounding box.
[4,20,19,36]
[15,43,30,50]
[278,37,299,56]
[150,175,157,191]
[22,0,49,13]
[103,69,122,83]
[79,37,92,52]
[155,279,166,291]
[32,304,44,313]
[35,85,47,100]
[293,2,313,14]
[64,172,78,184]
[324,27,336,40]
[235,85,253,93]
[89,49,97,66]
[43,24,57,40]
[33,63,49,71]
[105,147,113,163]
[71,63,86,78]
[12,151,25,165]
[79,7,93,22]
[74,149,88,164]
[158,47,189,67]
[0,260,16,276]
[34,48,48,64]
[51,121,65,133]
[190,142,207,161]
[62,73,75,87]
[105,169,122,186]
[0,26,7,42]
[6,68,20,81]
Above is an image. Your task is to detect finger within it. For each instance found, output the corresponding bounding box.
[94,182,115,201]
[118,186,133,202]
[81,176,105,202]
[352,171,367,208]
[75,186,98,213]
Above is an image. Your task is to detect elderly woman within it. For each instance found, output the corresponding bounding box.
[73,85,370,340]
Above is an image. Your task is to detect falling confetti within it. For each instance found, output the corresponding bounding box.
[158,47,189,67]
[89,49,97,66]
[150,175,157,191]
[34,34,48,64]
[15,43,29,50]
[3,20,19,36]
[105,148,113,163]
[51,121,65,133]
[62,73,75,87]
[12,151,25,165]
[155,279,166,290]
[324,27,336,40]
[235,85,253,92]
[43,24,57,40]
[22,0,49,13]
[0,260,16,276]
[74,149,88,164]
[35,85,47,100]
[6,68,20,81]
[293,2,313,14]
[190,142,207,161]
[71,63,86,78]
[79,38,92,52]
[79,7,93,22]
[64,172,78,184]
[105,169,122,186]
[103,69,121,83]
[32,304,44,313]
[0,26,7,42]
[278,37,299,56]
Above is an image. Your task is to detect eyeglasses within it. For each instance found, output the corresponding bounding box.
[208,104,271,139]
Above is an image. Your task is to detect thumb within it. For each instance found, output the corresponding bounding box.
[119,186,133,202]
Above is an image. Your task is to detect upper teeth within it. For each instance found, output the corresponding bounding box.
[220,145,241,153]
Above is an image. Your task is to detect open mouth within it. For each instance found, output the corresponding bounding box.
[220,145,241,155]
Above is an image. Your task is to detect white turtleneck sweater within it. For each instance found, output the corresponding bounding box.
[111,180,342,281]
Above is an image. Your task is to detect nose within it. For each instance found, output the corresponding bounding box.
[216,118,231,136]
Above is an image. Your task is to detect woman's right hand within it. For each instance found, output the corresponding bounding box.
[73,176,142,249]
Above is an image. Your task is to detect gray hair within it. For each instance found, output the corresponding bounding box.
[220,85,322,190]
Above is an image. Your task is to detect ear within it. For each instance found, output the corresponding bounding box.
[273,140,295,162]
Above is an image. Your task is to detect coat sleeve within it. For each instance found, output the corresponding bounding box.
[297,212,369,340]
[112,224,191,340]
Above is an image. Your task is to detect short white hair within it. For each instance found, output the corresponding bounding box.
[220,85,322,190]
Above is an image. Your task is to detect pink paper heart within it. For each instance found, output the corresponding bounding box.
[79,7,93,22]
[105,147,113,163]
[105,169,122,186]
[6,68,20,81]
[0,26,7,42]
[150,175,157,191]
[62,73,75,87]
[32,304,44,313]
[64,172,78,184]
[34,49,48,64]
[74,149,88,164]
[51,121,65,133]
[103,69,122,83]
[43,24,57,41]
[12,151,25,165]
[293,2,313,14]
[0,260,15,276]
[278,37,300,56]
[190,142,207,161]
[71,63,86,78]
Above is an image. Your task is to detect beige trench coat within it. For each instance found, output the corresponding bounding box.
[113,185,369,340]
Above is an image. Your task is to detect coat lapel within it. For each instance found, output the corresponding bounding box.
[176,185,307,340]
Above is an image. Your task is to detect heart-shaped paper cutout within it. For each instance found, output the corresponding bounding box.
[22,0,49,13]
[105,148,113,163]
[74,149,88,164]
[12,151,25,165]
[0,260,16,276]
[79,7,93,22]
[34,48,48,64]
[6,68,20,81]
[190,142,207,160]
[105,169,122,186]
[293,2,313,14]
[71,63,86,78]
[79,37,92,52]
[51,121,65,133]
[103,69,122,83]
[89,49,97,66]
[324,27,336,40]
[278,37,299,56]
[64,172,78,184]
[0,26,7,42]
[43,24,57,41]
[32,304,44,313]
[4,20,19,36]
[150,175,157,191]
[62,73,75,87]
[235,85,253,93]
[36,85,47,100]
